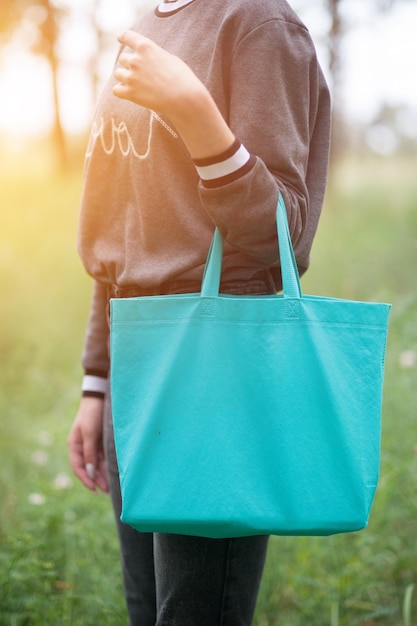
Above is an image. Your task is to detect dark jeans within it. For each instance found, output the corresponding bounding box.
[103,393,269,626]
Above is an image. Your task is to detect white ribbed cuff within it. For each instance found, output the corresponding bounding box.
[82,375,108,395]
[194,144,251,181]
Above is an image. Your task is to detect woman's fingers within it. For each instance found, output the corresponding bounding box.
[68,424,97,492]
[68,397,109,494]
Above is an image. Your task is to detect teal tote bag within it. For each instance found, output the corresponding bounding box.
[110,195,391,539]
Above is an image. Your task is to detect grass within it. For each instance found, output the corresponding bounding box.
[1,152,416,625]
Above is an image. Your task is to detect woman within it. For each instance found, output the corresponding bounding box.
[68,0,331,623]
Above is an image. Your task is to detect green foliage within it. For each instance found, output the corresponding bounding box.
[0,167,126,625]
[1,156,416,624]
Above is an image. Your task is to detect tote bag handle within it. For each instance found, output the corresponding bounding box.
[201,193,302,299]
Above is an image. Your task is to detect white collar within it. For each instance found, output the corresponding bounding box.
[157,0,196,15]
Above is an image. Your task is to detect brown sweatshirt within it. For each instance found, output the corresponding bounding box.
[78,0,331,396]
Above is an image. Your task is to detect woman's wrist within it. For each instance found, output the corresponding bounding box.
[81,372,108,399]
[169,83,235,160]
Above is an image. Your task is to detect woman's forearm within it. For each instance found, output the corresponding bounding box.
[113,30,235,160]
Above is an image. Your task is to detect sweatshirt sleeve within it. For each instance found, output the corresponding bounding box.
[195,18,331,276]
[80,280,110,398]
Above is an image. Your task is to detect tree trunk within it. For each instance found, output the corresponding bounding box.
[50,52,67,171]
[326,0,346,166]
[37,0,67,171]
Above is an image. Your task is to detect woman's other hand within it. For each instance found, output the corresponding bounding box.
[68,396,109,494]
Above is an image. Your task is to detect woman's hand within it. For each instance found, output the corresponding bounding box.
[113,30,235,160]
[68,396,109,493]
[113,31,203,116]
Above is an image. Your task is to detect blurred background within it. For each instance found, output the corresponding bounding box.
[0,0,416,169]
[0,2,416,625]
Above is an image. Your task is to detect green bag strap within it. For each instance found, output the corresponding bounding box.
[200,227,224,298]
[201,193,302,299]
[276,193,302,299]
